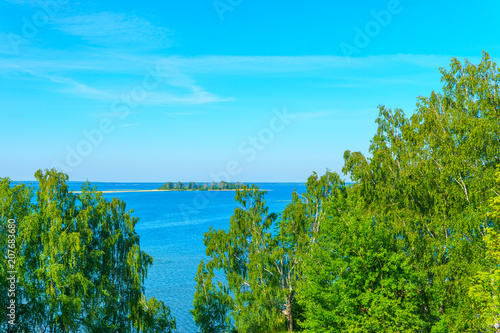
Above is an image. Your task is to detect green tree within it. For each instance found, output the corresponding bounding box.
[193,52,500,332]
[468,228,500,332]
[469,168,500,331]
[0,177,34,331]
[159,182,174,190]
[299,52,500,331]
[193,186,286,332]
[193,172,341,332]
[298,190,424,332]
[0,169,176,332]
[274,171,345,331]
[192,260,234,333]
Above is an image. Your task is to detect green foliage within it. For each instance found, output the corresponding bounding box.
[194,52,500,332]
[0,169,176,332]
[468,169,500,331]
[158,181,244,191]
[161,182,175,190]
[0,177,33,330]
[193,185,286,332]
[301,52,500,331]
[468,228,500,331]
[192,260,234,333]
[193,174,341,332]
[299,194,424,332]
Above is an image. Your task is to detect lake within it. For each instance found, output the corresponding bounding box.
[14,181,306,332]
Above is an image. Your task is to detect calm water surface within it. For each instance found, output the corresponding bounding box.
[15,181,306,332]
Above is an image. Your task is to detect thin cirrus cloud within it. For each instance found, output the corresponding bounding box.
[38,72,110,98]
[6,64,110,99]
[0,52,458,80]
[155,54,457,74]
[0,6,230,106]
[145,90,232,105]
[53,12,173,49]
[2,60,229,106]
[0,52,460,108]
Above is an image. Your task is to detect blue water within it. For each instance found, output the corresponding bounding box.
[12,181,306,332]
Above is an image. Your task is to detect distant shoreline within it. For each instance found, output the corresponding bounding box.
[71,189,270,194]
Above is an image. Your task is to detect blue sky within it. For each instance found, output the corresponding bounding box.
[1,0,499,182]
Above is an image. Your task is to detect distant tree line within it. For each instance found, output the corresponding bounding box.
[191,52,500,332]
[159,181,244,191]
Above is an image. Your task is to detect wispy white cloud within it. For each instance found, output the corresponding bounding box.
[0,52,464,77]
[0,50,232,105]
[5,66,230,105]
[53,12,173,49]
[146,91,233,105]
[154,54,459,74]
[11,66,110,99]
[40,73,110,98]
[0,52,482,108]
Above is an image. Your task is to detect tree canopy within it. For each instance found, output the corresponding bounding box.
[193,52,500,332]
[0,169,176,333]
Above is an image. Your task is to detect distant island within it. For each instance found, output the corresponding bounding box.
[158,181,244,191]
